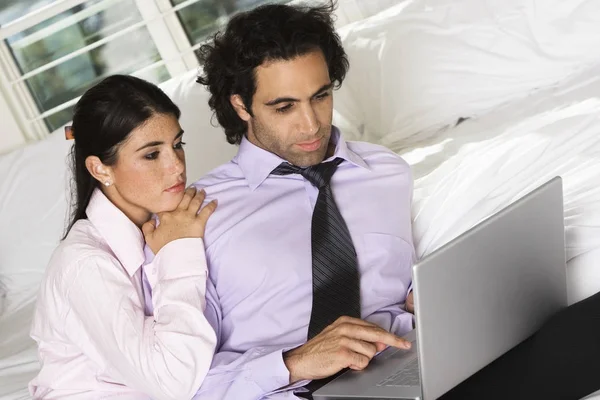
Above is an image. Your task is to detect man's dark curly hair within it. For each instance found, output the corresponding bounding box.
[197,1,349,145]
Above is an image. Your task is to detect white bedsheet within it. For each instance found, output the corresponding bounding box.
[403,63,600,400]
[400,64,600,305]
[0,300,38,400]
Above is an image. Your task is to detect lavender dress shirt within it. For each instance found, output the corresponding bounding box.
[192,128,415,400]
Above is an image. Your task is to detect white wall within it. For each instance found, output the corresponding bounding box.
[0,87,26,155]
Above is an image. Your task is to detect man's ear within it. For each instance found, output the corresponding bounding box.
[85,156,114,187]
[230,95,252,122]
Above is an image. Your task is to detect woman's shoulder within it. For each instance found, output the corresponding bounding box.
[60,218,112,255]
[35,219,130,325]
[46,219,119,285]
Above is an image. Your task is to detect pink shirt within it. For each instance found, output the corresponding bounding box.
[29,189,216,400]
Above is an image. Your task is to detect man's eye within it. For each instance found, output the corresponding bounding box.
[276,104,293,113]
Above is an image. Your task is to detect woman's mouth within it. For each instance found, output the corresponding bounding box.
[165,182,185,193]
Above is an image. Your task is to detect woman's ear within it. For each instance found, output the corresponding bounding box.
[85,156,114,187]
[230,95,252,122]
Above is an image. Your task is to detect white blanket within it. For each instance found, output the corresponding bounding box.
[0,301,38,399]
[400,65,600,305]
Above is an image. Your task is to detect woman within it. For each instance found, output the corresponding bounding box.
[29,75,217,400]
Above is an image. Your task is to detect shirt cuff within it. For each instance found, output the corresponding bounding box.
[247,349,292,394]
[145,237,207,288]
[392,311,415,337]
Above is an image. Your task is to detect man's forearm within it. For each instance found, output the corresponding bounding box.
[195,347,302,400]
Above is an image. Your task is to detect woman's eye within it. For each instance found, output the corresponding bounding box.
[174,141,186,150]
[144,151,159,160]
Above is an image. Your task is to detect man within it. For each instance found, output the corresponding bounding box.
[192,2,415,399]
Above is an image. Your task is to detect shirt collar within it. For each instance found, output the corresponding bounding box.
[235,126,370,191]
[86,188,145,276]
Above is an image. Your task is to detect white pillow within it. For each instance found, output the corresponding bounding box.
[159,68,238,182]
[287,0,405,29]
[0,132,72,316]
[334,0,600,148]
[0,280,6,316]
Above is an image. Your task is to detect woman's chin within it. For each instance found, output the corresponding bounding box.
[156,193,185,213]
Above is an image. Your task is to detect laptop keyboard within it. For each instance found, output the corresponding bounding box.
[376,357,420,387]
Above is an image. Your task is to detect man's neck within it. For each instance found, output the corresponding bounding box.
[325,139,336,159]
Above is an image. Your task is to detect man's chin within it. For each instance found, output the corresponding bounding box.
[287,148,329,167]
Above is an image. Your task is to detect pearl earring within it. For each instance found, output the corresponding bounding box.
[104,181,111,187]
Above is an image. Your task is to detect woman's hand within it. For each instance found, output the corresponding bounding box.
[143,187,217,254]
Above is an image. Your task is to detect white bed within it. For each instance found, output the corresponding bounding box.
[405,65,600,305]
[1,0,600,398]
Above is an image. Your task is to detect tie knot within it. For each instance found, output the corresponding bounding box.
[272,158,343,188]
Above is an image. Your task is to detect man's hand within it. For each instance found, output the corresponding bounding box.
[406,291,414,314]
[283,316,411,383]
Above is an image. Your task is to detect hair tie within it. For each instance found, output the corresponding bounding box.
[65,126,74,140]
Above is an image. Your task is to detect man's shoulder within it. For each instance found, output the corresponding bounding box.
[346,140,410,174]
[192,160,245,188]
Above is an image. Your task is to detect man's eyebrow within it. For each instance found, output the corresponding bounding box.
[264,96,298,106]
[312,83,334,97]
[264,83,334,106]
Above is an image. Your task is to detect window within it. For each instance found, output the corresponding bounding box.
[0,0,288,139]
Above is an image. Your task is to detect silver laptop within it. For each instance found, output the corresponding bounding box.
[314,177,567,400]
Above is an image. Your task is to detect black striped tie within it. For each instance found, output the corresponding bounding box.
[272,158,361,339]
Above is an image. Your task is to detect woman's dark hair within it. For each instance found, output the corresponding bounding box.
[64,74,181,238]
[197,1,348,145]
